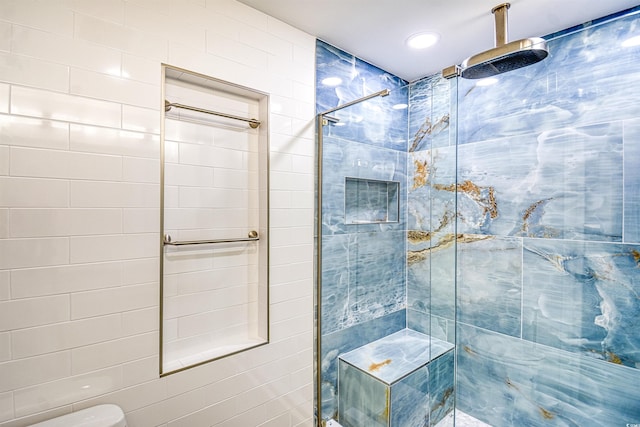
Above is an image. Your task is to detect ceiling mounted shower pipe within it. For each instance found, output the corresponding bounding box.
[443,3,549,79]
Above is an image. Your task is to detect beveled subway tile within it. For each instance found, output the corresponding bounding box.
[74,13,168,61]
[0,116,69,150]
[125,3,205,52]
[0,391,13,423]
[122,54,160,85]
[9,208,122,238]
[122,258,158,285]
[164,162,213,187]
[123,208,159,233]
[178,143,244,169]
[0,294,70,332]
[0,237,69,269]
[0,22,10,53]
[0,332,10,361]
[167,42,261,91]
[122,157,159,183]
[11,25,122,76]
[10,147,122,181]
[14,365,123,418]
[0,351,71,393]
[70,282,157,320]
[65,0,125,25]
[0,177,68,208]
[0,52,68,93]
[11,314,122,358]
[70,332,157,374]
[205,32,268,70]
[121,105,161,134]
[0,83,9,113]
[0,146,8,175]
[162,114,217,144]
[121,307,158,336]
[70,68,159,110]
[70,124,159,158]
[178,187,247,209]
[0,271,8,301]
[10,261,123,298]
[121,355,158,388]
[11,86,121,128]
[0,0,74,36]
[75,376,166,415]
[0,209,9,239]
[69,234,157,264]
[70,181,159,208]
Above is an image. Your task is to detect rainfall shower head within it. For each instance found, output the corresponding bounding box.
[452,3,548,79]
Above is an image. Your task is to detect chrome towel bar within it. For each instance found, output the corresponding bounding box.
[164,100,261,129]
[163,230,259,246]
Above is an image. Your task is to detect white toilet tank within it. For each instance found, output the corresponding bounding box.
[28,404,127,427]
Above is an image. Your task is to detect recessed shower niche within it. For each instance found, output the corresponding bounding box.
[160,65,269,375]
[345,177,400,224]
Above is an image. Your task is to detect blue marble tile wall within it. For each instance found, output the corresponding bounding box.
[316,40,410,420]
[424,8,640,426]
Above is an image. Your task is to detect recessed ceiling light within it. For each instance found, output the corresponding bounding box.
[392,103,408,110]
[622,35,640,47]
[321,76,342,86]
[407,32,440,49]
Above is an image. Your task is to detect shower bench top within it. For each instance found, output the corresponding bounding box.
[338,328,454,385]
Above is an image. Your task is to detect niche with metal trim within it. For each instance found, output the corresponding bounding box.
[345,177,400,224]
[160,64,269,375]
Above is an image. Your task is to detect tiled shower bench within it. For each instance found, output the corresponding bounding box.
[338,329,455,427]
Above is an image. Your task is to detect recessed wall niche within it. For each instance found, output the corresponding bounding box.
[345,177,400,224]
[160,64,269,375]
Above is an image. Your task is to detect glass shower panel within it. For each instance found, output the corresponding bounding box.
[453,9,640,426]
[317,79,458,426]
[406,74,458,427]
[407,74,457,345]
[318,87,410,423]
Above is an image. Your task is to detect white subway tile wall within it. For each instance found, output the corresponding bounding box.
[0,0,315,425]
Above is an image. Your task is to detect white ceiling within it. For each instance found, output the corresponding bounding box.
[236,0,640,81]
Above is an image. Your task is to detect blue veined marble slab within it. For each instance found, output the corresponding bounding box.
[321,234,350,336]
[624,118,640,244]
[316,40,408,151]
[456,323,640,426]
[321,230,406,336]
[454,122,623,241]
[407,150,456,233]
[522,238,640,369]
[407,311,452,345]
[408,75,452,152]
[339,361,389,427]
[457,12,640,145]
[457,235,522,337]
[321,310,406,420]
[339,329,453,385]
[321,135,407,236]
[390,365,430,426]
